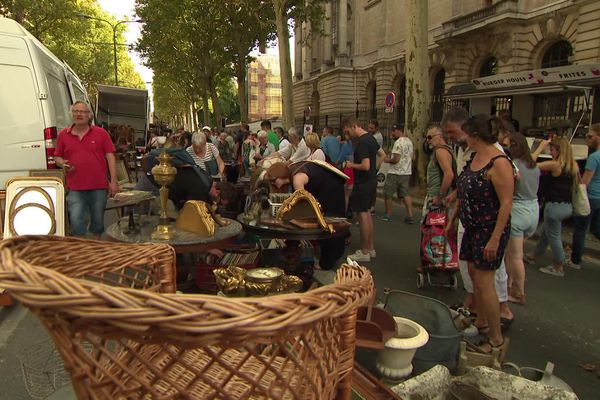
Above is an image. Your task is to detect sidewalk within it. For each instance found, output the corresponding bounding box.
[379,189,600,259]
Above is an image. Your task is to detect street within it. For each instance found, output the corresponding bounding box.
[0,200,599,399]
[346,199,600,399]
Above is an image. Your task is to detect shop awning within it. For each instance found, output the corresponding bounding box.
[445,81,597,100]
[445,64,600,100]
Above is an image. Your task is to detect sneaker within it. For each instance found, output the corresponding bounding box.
[404,216,415,225]
[565,260,581,270]
[539,265,564,277]
[370,250,377,259]
[380,215,392,222]
[348,249,371,262]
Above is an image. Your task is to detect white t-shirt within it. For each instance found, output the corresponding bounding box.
[279,139,310,163]
[308,148,326,161]
[388,136,413,176]
[279,138,291,151]
[373,131,383,148]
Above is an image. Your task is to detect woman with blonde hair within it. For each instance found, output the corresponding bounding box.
[505,132,540,304]
[186,131,225,179]
[305,131,326,161]
[526,136,579,277]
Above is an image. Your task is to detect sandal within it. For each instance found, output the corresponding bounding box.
[450,303,477,319]
[474,337,508,361]
[508,293,526,305]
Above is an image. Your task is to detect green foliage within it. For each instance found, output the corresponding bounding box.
[152,72,191,122]
[134,0,325,125]
[0,0,145,98]
[135,0,276,124]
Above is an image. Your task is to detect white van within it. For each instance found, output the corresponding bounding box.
[0,17,91,189]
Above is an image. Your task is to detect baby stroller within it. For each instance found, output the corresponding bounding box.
[418,205,459,289]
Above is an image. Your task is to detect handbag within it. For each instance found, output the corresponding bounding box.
[205,145,219,176]
[572,172,590,216]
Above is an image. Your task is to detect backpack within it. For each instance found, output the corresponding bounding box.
[420,207,458,269]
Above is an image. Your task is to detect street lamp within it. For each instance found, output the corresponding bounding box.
[76,13,144,86]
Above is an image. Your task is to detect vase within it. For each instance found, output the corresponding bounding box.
[376,316,429,380]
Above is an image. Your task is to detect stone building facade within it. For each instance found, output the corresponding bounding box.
[293,0,600,132]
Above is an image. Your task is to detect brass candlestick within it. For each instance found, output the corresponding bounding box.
[151,148,177,240]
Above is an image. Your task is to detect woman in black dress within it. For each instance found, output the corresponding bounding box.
[450,114,514,354]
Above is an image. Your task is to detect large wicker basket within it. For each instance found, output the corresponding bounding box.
[0,236,374,400]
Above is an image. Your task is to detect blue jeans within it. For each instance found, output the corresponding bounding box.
[534,202,572,265]
[571,198,600,264]
[67,189,108,236]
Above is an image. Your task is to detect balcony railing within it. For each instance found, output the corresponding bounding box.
[441,0,519,34]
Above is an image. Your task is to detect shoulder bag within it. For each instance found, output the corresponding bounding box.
[572,172,590,216]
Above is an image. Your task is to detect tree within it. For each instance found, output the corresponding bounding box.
[136,0,231,128]
[268,0,326,128]
[152,72,192,126]
[405,0,430,183]
[219,1,276,123]
[0,0,145,99]
[136,0,274,127]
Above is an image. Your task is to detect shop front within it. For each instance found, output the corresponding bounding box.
[445,63,600,160]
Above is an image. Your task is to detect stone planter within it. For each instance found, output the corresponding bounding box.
[376,316,429,380]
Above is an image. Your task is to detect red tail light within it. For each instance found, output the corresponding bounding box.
[44,127,58,169]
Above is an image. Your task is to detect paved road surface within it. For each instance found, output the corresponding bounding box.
[346,200,600,399]
[0,200,598,399]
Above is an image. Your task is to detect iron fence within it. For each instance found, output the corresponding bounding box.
[296,106,411,152]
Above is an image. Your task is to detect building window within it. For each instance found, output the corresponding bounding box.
[541,40,573,68]
[479,57,498,77]
[431,69,445,123]
[534,92,585,128]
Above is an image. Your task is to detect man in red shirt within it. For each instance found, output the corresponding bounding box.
[55,101,119,238]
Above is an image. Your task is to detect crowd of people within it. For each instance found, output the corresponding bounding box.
[417,107,600,354]
[57,101,599,356]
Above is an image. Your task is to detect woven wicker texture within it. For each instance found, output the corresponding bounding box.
[0,236,374,400]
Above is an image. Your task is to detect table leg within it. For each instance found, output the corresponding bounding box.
[122,209,140,234]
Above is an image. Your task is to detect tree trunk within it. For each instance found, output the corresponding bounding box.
[405,0,430,185]
[191,101,198,131]
[235,56,248,123]
[273,0,294,129]
[209,78,222,132]
[202,95,210,126]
